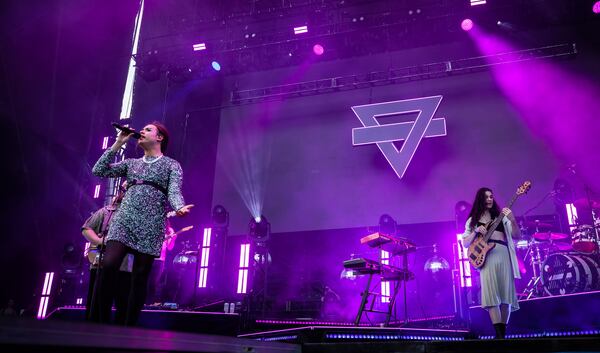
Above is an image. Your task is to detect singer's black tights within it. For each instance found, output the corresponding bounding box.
[93,240,154,326]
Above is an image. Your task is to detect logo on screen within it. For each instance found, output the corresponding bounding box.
[351,95,446,179]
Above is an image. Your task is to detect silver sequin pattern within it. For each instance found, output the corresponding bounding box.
[92,150,185,256]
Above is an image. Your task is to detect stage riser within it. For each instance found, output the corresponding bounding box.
[468,291,600,336]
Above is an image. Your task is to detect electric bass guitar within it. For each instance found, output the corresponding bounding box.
[86,225,194,265]
[467,181,531,269]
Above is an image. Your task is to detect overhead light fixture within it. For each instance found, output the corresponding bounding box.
[193,43,206,51]
[294,25,308,34]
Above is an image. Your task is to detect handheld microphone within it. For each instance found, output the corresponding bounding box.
[112,122,141,139]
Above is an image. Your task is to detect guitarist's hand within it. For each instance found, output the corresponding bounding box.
[502,207,516,221]
[475,225,487,235]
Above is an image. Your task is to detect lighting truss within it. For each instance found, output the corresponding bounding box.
[230,43,576,104]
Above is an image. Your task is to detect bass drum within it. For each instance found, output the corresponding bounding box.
[541,253,600,296]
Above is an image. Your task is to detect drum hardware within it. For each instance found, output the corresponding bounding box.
[521,220,553,231]
[520,240,548,299]
[572,198,600,211]
[571,225,599,254]
[532,232,569,241]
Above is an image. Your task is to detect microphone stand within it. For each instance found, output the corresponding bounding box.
[88,233,107,321]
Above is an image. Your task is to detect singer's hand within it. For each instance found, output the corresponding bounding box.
[111,129,136,151]
[116,129,136,144]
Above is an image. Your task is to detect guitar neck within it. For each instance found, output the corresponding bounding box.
[483,193,518,242]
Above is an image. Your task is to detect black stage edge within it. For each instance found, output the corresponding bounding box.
[238,325,468,343]
[469,290,600,337]
[0,317,300,353]
[48,307,240,336]
[302,336,600,353]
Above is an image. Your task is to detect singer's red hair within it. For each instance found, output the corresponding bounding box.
[150,121,169,153]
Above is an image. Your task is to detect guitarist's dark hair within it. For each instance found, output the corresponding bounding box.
[467,187,501,230]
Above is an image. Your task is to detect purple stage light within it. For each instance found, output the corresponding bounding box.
[93,184,101,199]
[37,272,54,319]
[211,61,221,71]
[198,228,211,288]
[313,44,324,55]
[456,234,472,287]
[461,19,474,32]
[237,243,250,294]
[470,0,486,6]
[594,2,600,14]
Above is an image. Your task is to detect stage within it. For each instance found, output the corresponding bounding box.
[3,0,600,352]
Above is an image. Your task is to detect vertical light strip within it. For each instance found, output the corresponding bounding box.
[46,272,55,294]
[119,0,145,120]
[566,203,578,231]
[456,234,472,287]
[83,242,90,258]
[37,272,55,319]
[198,228,212,288]
[237,243,250,294]
[37,297,47,319]
[102,137,109,150]
[93,185,101,199]
[41,272,51,296]
[380,250,390,303]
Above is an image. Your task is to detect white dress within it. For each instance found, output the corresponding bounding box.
[461,217,520,311]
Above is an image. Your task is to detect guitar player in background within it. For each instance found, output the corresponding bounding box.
[461,187,521,339]
[81,182,133,324]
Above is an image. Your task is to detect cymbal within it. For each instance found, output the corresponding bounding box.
[521,220,553,229]
[573,198,600,210]
[533,232,569,241]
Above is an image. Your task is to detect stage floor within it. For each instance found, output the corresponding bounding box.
[2,317,599,353]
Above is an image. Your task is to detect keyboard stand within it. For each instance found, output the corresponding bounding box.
[354,273,401,327]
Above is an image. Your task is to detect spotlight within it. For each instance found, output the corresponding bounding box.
[594,2,600,14]
[249,215,270,242]
[211,61,221,71]
[61,243,81,272]
[461,19,474,32]
[454,201,471,214]
[378,214,397,235]
[212,204,229,227]
[313,44,324,56]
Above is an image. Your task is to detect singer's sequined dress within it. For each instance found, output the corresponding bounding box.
[92,150,185,257]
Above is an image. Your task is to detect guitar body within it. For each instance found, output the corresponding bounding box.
[468,235,496,269]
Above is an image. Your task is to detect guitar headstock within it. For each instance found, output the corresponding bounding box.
[516,180,532,196]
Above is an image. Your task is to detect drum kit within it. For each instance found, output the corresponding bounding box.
[519,198,600,299]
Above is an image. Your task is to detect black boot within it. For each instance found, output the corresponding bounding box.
[493,323,506,339]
